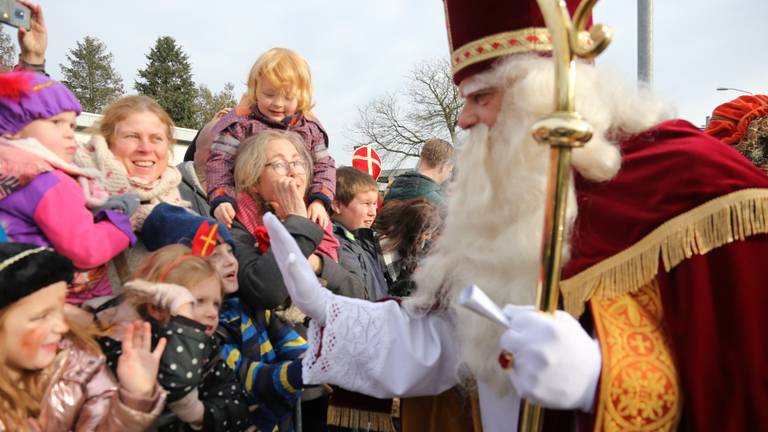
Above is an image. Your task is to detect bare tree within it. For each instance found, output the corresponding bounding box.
[349,58,462,168]
[0,28,16,72]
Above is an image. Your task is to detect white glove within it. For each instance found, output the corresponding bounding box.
[263,212,332,325]
[500,304,601,412]
[123,279,196,316]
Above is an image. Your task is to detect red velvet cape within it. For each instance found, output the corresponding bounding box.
[563,120,768,431]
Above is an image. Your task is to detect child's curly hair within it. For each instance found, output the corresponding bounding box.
[245,47,315,116]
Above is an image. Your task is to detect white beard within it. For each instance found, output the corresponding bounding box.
[406,102,574,396]
[403,55,650,396]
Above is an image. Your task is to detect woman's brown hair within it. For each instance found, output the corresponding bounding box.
[94,95,176,146]
[374,198,443,275]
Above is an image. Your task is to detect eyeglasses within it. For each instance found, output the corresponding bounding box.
[265,159,308,175]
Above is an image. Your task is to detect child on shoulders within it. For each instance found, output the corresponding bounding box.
[208,47,336,230]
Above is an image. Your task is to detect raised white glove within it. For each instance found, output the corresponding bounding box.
[263,212,332,325]
[500,304,601,412]
[123,279,196,316]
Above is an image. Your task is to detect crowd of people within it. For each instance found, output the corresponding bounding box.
[1,0,767,431]
[0,2,446,431]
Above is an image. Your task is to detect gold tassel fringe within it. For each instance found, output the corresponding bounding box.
[326,405,396,432]
[561,189,768,316]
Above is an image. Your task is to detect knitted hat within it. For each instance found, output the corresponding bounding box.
[444,0,586,84]
[705,95,768,145]
[141,203,234,256]
[0,71,82,134]
[352,145,382,180]
[0,243,74,309]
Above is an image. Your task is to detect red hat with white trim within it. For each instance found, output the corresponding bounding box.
[352,145,382,180]
[444,0,586,85]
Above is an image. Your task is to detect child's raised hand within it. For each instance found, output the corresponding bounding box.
[307,200,329,228]
[213,203,236,228]
[117,321,166,398]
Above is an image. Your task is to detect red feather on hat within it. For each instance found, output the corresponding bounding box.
[0,72,34,101]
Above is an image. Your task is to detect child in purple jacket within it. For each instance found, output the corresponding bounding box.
[0,71,137,304]
[207,47,336,230]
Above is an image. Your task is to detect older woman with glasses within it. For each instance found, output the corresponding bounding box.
[231,129,367,312]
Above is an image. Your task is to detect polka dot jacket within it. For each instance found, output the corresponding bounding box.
[99,316,251,431]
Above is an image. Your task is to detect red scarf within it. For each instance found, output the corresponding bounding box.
[236,192,339,261]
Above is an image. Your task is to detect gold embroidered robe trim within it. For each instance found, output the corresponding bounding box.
[591,281,682,432]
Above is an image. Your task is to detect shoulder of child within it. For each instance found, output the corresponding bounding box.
[58,337,111,384]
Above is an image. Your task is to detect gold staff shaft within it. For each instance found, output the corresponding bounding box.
[518,1,611,431]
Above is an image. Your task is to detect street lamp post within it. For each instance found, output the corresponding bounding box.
[638,0,653,86]
[716,87,754,95]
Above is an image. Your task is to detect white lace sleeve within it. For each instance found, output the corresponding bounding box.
[302,295,462,398]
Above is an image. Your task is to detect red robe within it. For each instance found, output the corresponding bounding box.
[560,120,768,431]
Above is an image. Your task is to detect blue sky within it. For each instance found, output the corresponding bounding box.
[15,0,768,167]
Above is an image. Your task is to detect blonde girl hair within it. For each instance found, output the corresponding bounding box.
[125,245,223,320]
[93,95,176,148]
[234,129,313,195]
[245,48,315,117]
[0,307,99,429]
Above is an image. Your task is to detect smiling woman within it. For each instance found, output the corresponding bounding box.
[75,95,191,232]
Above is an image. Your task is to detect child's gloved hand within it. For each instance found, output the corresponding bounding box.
[499,305,602,412]
[123,279,196,317]
[93,193,141,216]
[264,212,332,325]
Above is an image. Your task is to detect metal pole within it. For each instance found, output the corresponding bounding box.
[716,87,753,95]
[638,0,653,86]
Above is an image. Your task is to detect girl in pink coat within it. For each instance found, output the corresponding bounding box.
[0,242,166,431]
[0,72,137,305]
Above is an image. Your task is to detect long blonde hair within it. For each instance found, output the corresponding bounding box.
[0,306,99,429]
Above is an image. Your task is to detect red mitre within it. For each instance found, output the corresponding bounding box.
[705,94,768,145]
[351,145,382,180]
[444,0,586,85]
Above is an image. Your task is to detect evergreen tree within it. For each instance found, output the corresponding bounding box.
[193,82,236,129]
[0,28,16,72]
[59,36,124,113]
[135,36,198,128]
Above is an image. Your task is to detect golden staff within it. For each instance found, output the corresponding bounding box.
[518,1,612,431]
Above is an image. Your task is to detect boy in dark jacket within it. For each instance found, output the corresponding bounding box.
[331,167,390,301]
